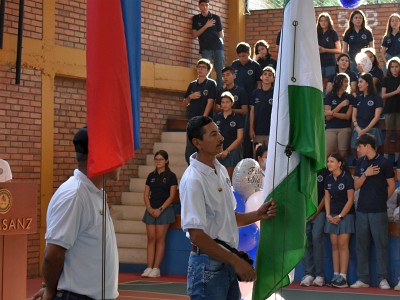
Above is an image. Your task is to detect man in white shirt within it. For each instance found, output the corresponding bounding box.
[180,116,276,299]
[0,159,12,182]
[32,127,119,300]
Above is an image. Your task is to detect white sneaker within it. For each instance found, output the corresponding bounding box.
[394,280,400,291]
[148,267,160,278]
[313,276,325,287]
[350,280,370,288]
[379,279,391,290]
[141,267,152,277]
[300,275,315,287]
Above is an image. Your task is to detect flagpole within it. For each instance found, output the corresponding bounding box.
[102,175,107,299]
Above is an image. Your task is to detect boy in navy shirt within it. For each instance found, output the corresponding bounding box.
[183,58,217,164]
[192,0,224,88]
[351,134,396,290]
[250,66,275,152]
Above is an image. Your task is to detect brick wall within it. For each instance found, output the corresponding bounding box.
[55,0,86,49]
[141,0,229,68]
[0,66,42,277]
[3,0,42,39]
[245,3,400,68]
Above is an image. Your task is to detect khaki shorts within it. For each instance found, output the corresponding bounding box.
[384,113,400,131]
[326,128,351,151]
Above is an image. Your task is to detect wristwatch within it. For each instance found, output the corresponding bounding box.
[339,214,343,220]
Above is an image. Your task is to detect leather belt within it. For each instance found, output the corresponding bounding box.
[191,245,202,254]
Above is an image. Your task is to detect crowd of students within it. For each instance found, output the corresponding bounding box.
[184,0,400,291]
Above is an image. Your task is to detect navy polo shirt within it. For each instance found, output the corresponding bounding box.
[318,29,339,67]
[250,87,274,135]
[216,85,249,109]
[324,91,354,129]
[317,168,330,206]
[381,32,400,56]
[184,78,217,119]
[192,12,224,52]
[146,170,178,208]
[324,170,355,215]
[382,76,400,113]
[328,70,358,84]
[354,154,394,213]
[214,112,244,150]
[354,94,382,128]
[257,56,277,71]
[231,59,262,97]
[343,28,373,61]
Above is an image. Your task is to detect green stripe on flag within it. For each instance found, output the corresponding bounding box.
[288,84,326,218]
[253,165,307,298]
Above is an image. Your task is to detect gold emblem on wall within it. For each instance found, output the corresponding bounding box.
[0,189,12,214]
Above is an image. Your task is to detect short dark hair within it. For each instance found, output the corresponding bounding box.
[197,58,212,71]
[199,0,209,4]
[236,42,251,55]
[222,66,235,74]
[187,116,213,148]
[356,133,376,149]
[255,144,268,159]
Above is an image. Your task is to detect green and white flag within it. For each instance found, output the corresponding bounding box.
[253,0,326,299]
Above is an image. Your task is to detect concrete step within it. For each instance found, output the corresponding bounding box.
[121,192,144,206]
[112,205,145,221]
[161,132,186,144]
[114,220,146,234]
[129,178,146,192]
[118,247,147,264]
[116,233,147,248]
[138,165,187,179]
[145,154,188,167]
[153,142,185,156]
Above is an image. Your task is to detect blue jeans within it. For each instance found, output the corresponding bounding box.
[202,49,224,89]
[302,211,325,277]
[355,211,389,283]
[187,252,240,300]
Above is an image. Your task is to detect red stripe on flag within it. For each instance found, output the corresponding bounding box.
[86,0,134,177]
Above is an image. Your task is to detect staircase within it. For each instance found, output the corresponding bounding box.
[111,129,188,265]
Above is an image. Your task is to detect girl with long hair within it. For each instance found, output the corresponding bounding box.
[382,57,400,162]
[326,53,358,97]
[351,73,383,159]
[380,13,400,69]
[324,73,353,159]
[324,153,355,288]
[142,150,178,278]
[253,39,277,71]
[342,10,374,72]
[317,12,341,87]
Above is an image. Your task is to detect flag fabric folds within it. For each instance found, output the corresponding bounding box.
[86,0,141,177]
[253,0,326,299]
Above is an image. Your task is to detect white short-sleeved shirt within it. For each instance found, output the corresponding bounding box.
[180,154,239,248]
[0,159,12,182]
[45,169,118,300]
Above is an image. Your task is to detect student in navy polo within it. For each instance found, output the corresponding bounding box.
[253,40,277,71]
[215,66,248,116]
[380,13,400,71]
[299,167,330,288]
[382,57,400,162]
[326,54,358,97]
[192,0,224,88]
[351,134,396,290]
[317,12,341,88]
[342,10,374,73]
[324,153,355,288]
[231,42,262,159]
[183,58,217,164]
[324,73,354,159]
[351,73,383,159]
[250,66,275,152]
[214,91,244,180]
